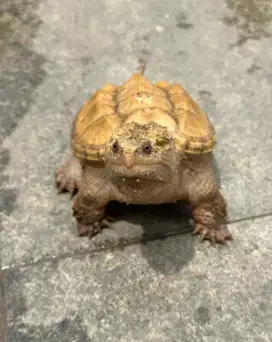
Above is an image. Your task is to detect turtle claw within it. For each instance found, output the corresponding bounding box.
[56,177,78,196]
[193,224,232,245]
[77,216,115,238]
[55,159,82,195]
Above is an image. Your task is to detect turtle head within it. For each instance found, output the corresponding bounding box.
[104,121,178,184]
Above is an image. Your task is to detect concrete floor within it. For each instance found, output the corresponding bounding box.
[0,0,272,341]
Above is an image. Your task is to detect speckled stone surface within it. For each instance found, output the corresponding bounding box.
[3,217,272,342]
[1,0,272,267]
[1,0,272,340]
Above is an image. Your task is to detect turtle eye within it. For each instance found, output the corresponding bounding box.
[112,140,119,153]
[142,141,152,154]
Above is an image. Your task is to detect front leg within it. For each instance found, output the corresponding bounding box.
[56,154,83,195]
[191,190,232,244]
[72,165,113,238]
[184,153,232,245]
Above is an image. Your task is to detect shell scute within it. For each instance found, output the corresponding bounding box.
[117,73,166,101]
[117,93,172,116]
[116,73,171,116]
[124,108,177,133]
[71,84,120,160]
[166,84,216,153]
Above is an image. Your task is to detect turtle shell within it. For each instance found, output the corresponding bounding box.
[72,71,216,161]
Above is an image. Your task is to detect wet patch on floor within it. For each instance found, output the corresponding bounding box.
[222,0,272,47]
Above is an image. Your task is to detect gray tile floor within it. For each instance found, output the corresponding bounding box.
[0,0,272,341]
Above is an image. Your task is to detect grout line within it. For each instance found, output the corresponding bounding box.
[1,212,272,273]
[1,227,194,273]
[227,212,272,224]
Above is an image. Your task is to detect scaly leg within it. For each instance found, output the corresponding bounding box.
[72,165,113,238]
[192,190,232,244]
[56,155,83,195]
[183,153,232,245]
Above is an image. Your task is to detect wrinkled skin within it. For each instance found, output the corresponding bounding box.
[56,122,232,244]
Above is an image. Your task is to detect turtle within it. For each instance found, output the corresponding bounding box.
[55,63,232,244]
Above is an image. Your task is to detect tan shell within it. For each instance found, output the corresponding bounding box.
[72,71,216,161]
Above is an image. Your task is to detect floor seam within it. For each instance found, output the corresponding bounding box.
[1,212,272,273]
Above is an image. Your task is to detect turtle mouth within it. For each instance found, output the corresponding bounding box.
[108,164,170,184]
[121,177,143,190]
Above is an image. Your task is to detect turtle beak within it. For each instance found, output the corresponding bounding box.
[122,152,136,169]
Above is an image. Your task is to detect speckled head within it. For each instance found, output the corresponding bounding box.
[104,121,178,183]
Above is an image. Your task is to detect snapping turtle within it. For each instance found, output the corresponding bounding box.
[56,63,232,244]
